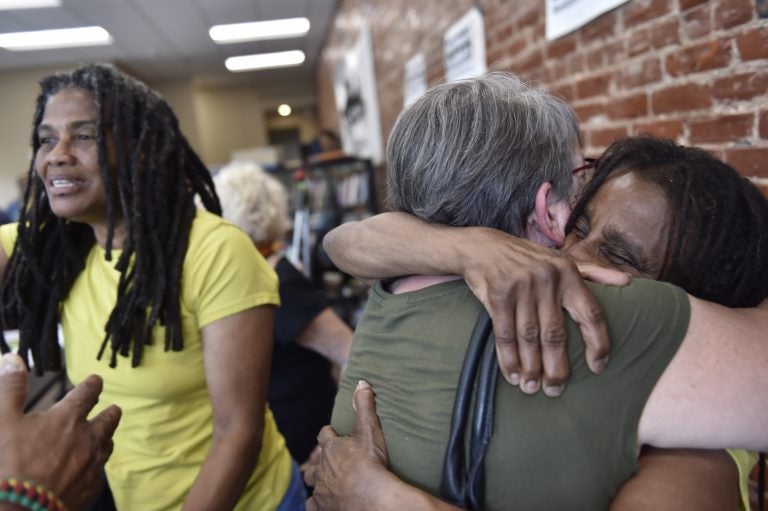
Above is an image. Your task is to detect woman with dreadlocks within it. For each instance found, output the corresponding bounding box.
[0,64,302,510]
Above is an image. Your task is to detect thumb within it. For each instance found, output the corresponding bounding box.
[0,353,29,416]
[352,380,389,464]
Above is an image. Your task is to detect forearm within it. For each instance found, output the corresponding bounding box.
[182,427,262,511]
[322,212,468,280]
[295,308,353,368]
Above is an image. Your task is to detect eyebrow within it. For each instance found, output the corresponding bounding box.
[601,226,657,275]
[38,120,98,132]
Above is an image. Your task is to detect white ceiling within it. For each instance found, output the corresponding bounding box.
[0,0,338,95]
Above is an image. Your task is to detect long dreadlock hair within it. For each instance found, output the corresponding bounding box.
[0,63,221,374]
[568,135,768,308]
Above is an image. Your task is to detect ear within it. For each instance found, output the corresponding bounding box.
[526,182,571,248]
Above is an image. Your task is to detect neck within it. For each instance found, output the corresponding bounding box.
[92,220,126,249]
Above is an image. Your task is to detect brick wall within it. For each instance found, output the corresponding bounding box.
[316,0,768,194]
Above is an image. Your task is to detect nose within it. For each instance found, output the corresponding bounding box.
[563,235,601,266]
[45,137,76,166]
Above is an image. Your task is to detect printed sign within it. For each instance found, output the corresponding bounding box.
[444,7,487,83]
[546,0,630,40]
[403,53,427,107]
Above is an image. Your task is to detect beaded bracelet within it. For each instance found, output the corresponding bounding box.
[0,478,67,511]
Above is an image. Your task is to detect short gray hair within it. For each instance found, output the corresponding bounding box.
[213,161,289,246]
[386,72,580,236]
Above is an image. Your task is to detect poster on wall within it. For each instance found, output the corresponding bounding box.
[546,0,630,40]
[332,24,383,165]
[403,53,427,108]
[443,7,487,83]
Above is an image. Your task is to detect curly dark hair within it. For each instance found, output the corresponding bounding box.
[568,135,768,308]
[0,63,221,373]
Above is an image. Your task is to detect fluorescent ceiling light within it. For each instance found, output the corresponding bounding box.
[0,26,113,51]
[225,50,305,72]
[0,0,60,9]
[210,17,310,44]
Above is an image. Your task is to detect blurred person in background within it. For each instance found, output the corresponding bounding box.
[214,161,353,467]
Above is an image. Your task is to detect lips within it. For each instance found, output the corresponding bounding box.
[47,176,86,195]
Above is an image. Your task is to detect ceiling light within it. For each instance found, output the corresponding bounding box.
[277,104,292,117]
[210,17,310,44]
[225,50,306,72]
[0,26,113,51]
[0,0,60,9]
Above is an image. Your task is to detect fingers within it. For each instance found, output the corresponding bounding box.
[51,374,104,420]
[88,404,122,447]
[536,288,569,397]
[351,380,388,462]
[305,496,319,511]
[0,352,29,416]
[515,296,542,395]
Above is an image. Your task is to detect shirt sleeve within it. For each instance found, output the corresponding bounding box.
[183,215,280,328]
[0,222,18,257]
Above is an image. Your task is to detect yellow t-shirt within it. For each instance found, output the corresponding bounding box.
[0,211,291,510]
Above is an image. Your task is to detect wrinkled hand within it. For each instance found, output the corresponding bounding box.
[304,380,396,511]
[457,227,629,396]
[0,353,121,511]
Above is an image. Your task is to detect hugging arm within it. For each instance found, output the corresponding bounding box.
[639,297,768,452]
[324,212,626,394]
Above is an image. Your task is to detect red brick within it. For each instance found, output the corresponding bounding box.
[690,114,755,144]
[624,0,671,29]
[725,148,768,178]
[547,35,577,59]
[548,59,567,81]
[633,119,685,139]
[515,7,540,30]
[757,182,768,198]
[603,41,625,65]
[588,126,629,148]
[574,101,607,123]
[651,18,680,48]
[620,57,662,89]
[567,53,584,74]
[761,111,768,139]
[608,93,649,120]
[714,0,753,30]
[514,50,544,75]
[550,83,575,103]
[576,73,612,99]
[652,83,713,114]
[681,4,712,40]
[493,21,515,44]
[713,72,768,101]
[680,0,708,9]
[580,11,616,43]
[736,28,768,61]
[665,40,732,77]
[586,47,604,68]
[628,28,651,57]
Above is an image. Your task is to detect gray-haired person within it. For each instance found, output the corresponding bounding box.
[303,73,768,510]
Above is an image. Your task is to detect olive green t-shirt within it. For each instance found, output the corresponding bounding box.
[332,278,690,510]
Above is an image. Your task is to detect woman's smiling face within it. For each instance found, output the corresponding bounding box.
[34,87,112,227]
[563,171,672,279]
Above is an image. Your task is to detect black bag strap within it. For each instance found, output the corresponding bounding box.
[440,310,499,510]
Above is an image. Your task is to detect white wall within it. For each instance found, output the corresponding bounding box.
[0,65,69,208]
